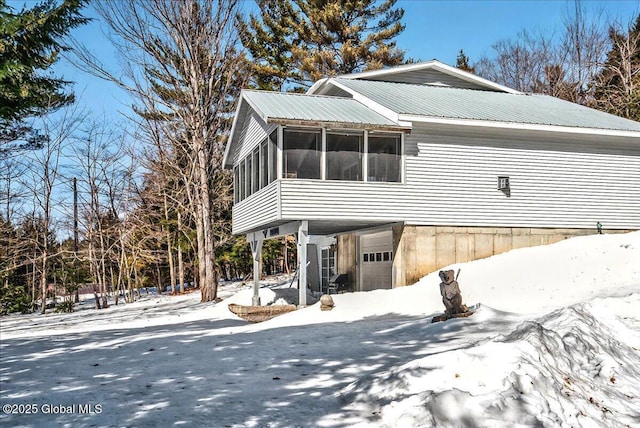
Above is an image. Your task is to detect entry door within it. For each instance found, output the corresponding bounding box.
[321,247,336,294]
[360,230,393,291]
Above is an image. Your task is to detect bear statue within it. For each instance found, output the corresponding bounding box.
[438,269,468,316]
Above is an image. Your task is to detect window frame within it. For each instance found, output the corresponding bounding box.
[325,130,364,182]
[260,139,268,189]
[366,131,403,183]
[252,147,260,194]
[282,127,322,180]
[238,159,246,201]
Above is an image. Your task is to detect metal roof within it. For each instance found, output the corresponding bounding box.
[242,90,408,130]
[332,78,640,132]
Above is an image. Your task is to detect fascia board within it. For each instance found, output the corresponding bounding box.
[239,91,270,123]
[399,114,640,138]
[307,78,328,95]
[222,95,246,169]
[430,62,522,94]
[337,60,440,80]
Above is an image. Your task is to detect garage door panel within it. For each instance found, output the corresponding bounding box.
[360,230,392,291]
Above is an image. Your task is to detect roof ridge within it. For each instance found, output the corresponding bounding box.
[243,89,352,101]
[334,77,519,94]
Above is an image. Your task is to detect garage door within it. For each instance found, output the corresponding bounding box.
[360,230,393,291]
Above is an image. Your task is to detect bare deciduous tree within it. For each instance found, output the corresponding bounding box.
[71,119,132,309]
[475,29,558,93]
[71,0,248,302]
[558,0,608,104]
[475,0,608,105]
[24,104,83,313]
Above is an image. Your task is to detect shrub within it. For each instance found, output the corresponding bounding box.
[55,300,75,313]
[0,286,34,315]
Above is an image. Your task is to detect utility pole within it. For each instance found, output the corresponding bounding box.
[74,177,79,303]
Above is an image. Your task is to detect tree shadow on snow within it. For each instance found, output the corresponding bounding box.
[0,309,520,428]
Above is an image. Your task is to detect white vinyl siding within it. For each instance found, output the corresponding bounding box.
[363,69,493,90]
[275,126,639,229]
[279,180,405,222]
[236,113,270,162]
[232,181,280,235]
[232,123,640,234]
[399,126,640,229]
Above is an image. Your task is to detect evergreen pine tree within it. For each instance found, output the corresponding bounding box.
[593,14,640,121]
[0,0,88,151]
[238,0,301,91]
[241,0,405,91]
[455,49,475,73]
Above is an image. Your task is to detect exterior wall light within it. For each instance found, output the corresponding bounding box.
[497,176,510,190]
[498,176,511,197]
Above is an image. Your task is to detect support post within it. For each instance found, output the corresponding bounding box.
[250,237,263,306]
[297,220,309,307]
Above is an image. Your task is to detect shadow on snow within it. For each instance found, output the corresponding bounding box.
[0,310,520,428]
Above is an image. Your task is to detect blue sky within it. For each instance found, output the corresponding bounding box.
[39,0,640,122]
[397,0,639,63]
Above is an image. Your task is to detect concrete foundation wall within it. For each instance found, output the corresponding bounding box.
[392,225,634,287]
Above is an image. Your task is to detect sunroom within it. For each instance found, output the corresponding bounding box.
[223,90,411,305]
[233,126,404,203]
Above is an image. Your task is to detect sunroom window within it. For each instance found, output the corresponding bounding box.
[234,128,403,204]
[233,165,240,203]
[283,128,321,179]
[245,156,252,197]
[252,147,260,193]
[260,139,268,189]
[269,130,277,183]
[326,131,363,181]
[239,160,246,200]
[368,133,401,182]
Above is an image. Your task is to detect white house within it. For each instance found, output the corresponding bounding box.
[223,60,640,306]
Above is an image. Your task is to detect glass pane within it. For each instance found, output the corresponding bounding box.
[283,129,321,179]
[252,148,260,193]
[326,132,363,181]
[261,140,268,189]
[245,156,252,197]
[239,161,245,200]
[233,166,239,203]
[269,130,277,183]
[364,254,369,262]
[368,134,401,182]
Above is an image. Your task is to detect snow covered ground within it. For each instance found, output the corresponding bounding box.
[1,232,639,427]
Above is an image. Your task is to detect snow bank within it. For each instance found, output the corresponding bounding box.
[413,231,640,315]
[339,301,640,427]
[261,230,640,329]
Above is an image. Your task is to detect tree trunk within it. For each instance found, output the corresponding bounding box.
[198,143,217,302]
[40,247,47,314]
[163,194,176,294]
[177,211,185,293]
[178,244,185,294]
